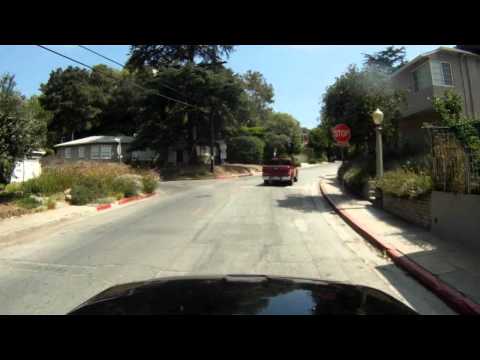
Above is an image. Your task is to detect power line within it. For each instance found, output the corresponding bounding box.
[76,45,196,103]
[36,45,203,111]
[77,45,125,68]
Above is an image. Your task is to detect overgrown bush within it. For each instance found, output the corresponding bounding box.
[112,174,142,197]
[376,169,432,198]
[338,157,375,196]
[227,136,265,164]
[142,175,157,194]
[70,184,97,205]
[15,196,42,209]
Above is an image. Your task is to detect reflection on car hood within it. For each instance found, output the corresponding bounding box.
[68,275,417,315]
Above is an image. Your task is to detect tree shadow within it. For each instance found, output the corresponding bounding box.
[275,194,330,214]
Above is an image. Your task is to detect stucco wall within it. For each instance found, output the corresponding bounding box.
[431,191,480,251]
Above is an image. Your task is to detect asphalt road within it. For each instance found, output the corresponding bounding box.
[0,163,454,314]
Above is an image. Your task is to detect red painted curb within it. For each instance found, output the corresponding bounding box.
[96,203,112,211]
[319,181,480,315]
[118,195,142,205]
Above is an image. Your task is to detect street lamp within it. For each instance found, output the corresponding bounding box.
[372,108,384,178]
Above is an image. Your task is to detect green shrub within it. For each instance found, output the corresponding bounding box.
[96,197,116,205]
[338,157,375,196]
[376,169,432,199]
[111,192,124,200]
[16,196,42,209]
[227,136,265,164]
[142,175,157,194]
[70,184,97,205]
[112,174,142,197]
[0,183,5,192]
[343,165,370,195]
[4,182,23,194]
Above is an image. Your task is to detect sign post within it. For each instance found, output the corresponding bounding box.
[332,124,351,161]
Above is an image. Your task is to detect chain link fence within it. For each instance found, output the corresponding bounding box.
[425,125,480,194]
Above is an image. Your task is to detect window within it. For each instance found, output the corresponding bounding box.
[91,145,101,160]
[100,145,112,159]
[412,62,431,92]
[78,146,85,159]
[431,60,454,86]
[64,147,71,159]
[441,62,453,86]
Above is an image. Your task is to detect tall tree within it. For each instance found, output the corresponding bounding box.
[0,74,46,182]
[40,66,103,143]
[321,65,405,154]
[240,70,274,126]
[126,45,235,69]
[263,112,303,158]
[363,46,407,73]
[131,65,244,164]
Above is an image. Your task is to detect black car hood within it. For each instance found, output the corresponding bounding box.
[68,275,416,315]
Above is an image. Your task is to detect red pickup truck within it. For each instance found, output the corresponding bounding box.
[262,158,299,186]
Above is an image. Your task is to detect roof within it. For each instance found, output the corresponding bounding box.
[54,135,134,148]
[391,47,480,78]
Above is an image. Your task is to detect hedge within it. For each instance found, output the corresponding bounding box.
[227,136,265,164]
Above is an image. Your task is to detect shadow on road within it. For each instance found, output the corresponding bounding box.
[275,194,329,214]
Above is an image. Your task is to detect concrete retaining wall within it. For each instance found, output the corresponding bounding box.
[431,191,480,251]
[382,194,431,229]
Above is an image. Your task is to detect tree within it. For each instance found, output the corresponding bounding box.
[263,112,303,158]
[131,64,245,164]
[363,46,407,73]
[126,45,235,69]
[40,66,103,144]
[94,69,147,136]
[0,74,46,183]
[240,70,274,126]
[23,96,51,148]
[321,65,405,155]
[308,126,332,156]
[227,136,265,164]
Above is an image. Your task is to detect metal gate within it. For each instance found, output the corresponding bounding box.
[426,125,480,194]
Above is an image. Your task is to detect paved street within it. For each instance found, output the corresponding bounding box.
[0,163,454,314]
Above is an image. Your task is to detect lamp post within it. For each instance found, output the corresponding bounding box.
[372,108,384,178]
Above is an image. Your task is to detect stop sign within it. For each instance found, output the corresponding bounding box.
[332,124,351,144]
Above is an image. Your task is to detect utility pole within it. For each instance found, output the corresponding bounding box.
[209,106,215,173]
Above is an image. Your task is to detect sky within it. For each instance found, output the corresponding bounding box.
[0,45,452,129]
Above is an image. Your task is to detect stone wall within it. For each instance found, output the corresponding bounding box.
[382,194,431,229]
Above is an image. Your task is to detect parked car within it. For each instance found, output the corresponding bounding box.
[262,157,298,186]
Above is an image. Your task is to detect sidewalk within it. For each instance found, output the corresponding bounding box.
[0,203,97,245]
[0,193,159,247]
[320,173,480,315]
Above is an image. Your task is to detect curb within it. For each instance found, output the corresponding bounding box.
[319,181,480,315]
[96,204,112,211]
[96,193,157,211]
[215,173,258,180]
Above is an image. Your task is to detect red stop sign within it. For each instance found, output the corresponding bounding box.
[332,124,351,144]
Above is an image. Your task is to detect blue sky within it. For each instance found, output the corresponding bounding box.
[0,45,451,128]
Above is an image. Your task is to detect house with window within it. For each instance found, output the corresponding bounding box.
[54,136,156,162]
[391,47,480,152]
